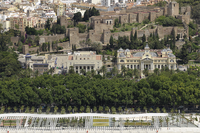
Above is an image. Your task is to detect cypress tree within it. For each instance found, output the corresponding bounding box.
[109,35,114,48]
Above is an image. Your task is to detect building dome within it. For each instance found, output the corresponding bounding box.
[125,49,130,52]
[117,48,124,52]
[119,52,126,58]
[161,49,167,52]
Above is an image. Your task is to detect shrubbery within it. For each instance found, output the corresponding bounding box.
[155,16,183,26]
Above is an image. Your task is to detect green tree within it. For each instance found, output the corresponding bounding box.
[25,106,30,113]
[180,44,189,64]
[105,106,109,113]
[109,35,114,48]
[68,106,72,113]
[61,106,66,114]
[54,106,58,114]
[99,106,103,113]
[93,106,97,112]
[86,106,90,113]
[111,106,116,114]
[31,106,35,113]
[80,106,85,112]
[143,68,149,77]
[73,12,82,25]
[20,105,24,113]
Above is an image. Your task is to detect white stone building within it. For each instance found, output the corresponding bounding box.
[117,44,177,77]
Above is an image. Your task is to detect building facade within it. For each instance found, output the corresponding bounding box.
[50,51,103,74]
[117,44,177,76]
[23,51,103,75]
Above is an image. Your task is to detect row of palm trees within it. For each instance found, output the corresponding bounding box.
[1,105,182,114]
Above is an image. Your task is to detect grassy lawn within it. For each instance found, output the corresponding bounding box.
[124,122,151,126]
[3,123,16,126]
[111,23,145,33]
[93,119,109,122]
[93,123,109,126]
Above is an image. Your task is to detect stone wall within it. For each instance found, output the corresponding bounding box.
[27,34,65,44]
[67,28,79,45]
[57,42,70,49]
[28,47,40,54]
[11,37,19,45]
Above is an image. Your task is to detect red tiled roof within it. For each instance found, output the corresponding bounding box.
[68,55,73,60]
[96,55,101,60]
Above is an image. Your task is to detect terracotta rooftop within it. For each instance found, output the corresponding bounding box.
[96,55,101,60]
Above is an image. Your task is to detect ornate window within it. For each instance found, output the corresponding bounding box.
[120,60,124,62]
[170,59,174,62]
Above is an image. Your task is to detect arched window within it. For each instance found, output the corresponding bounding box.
[120,60,124,62]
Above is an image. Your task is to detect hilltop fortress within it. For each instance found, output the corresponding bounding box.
[21,1,191,54]
[60,1,190,47]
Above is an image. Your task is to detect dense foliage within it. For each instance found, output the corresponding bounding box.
[155,16,183,26]
[1,69,200,110]
[73,7,100,25]
[25,27,44,35]
[76,23,86,33]
[83,7,100,22]
[51,24,66,34]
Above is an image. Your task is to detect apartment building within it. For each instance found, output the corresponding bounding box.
[10,16,45,31]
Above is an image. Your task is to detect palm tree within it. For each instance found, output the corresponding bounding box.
[67,106,72,113]
[126,119,129,127]
[143,68,149,77]
[140,120,143,127]
[86,71,92,78]
[149,107,153,112]
[34,70,39,77]
[14,106,17,113]
[7,107,11,113]
[105,106,109,113]
[121,65,126,76]
[100,65,107,77]
[156,107,160,113]
[91,69,96,77]
[46,106,50,114]
[176,117,179,127]
[137,107,140,113]
[31,106,35,113]
[131,108,134,114]
[118,107,122,113]
[111,67,118,77]
[74,106,78,113]
[38,106,42,114]
[159,118,163,127]
[165,117,169,128]
[20,105,24,113]
[98,106,103,113]
[80,106,85,112]
[86,106,90,113]
[25,106,30,113]
[48,68,54,75]
[154,68,160,75]
[111,106,116,114]
[61,106,66,114]
[133,68,139,79]
[162,107,166,113]
[54,106,58,114]
[93,106,97,113]
[143,106,147,112]
[80,69,86,75]
[112,118,116,127]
